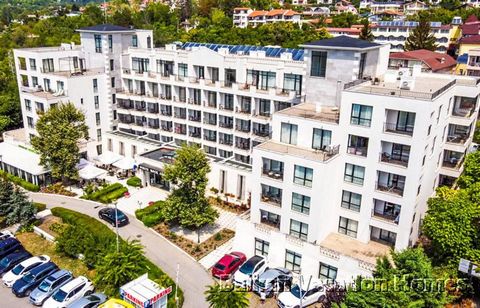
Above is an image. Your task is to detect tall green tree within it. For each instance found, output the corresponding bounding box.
[31,102,89,184]
[94,240,148,296]
[163,144,218,229]
[205,284,249,308]
[457,151,480,188]
[331,12,359,28]
[405,18,437,51]
[359,19,374,42]
[0,177,36,226]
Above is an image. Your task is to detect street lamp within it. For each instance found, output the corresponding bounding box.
[114,201,119,253]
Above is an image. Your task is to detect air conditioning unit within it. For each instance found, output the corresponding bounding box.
[399,77,415,90]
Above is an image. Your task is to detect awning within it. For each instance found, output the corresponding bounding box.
[0,142,49,175]
[76,158,90,170]
[94,151,122,165]
[78,164,106,180]
[138,163,163,175]
[113,156,136,170]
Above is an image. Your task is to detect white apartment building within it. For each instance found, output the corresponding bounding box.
[372,21,451,53]
[13,24,153,158]
[243,10,302,28]
[232,8,252,28]
[233,37,480,282]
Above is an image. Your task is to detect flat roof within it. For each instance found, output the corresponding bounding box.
[77,24,135,33]
[302,35,381,50]
[255,140,338,163]
[321,233,391,265]
[0,142,49,175]
[276,103,340,124]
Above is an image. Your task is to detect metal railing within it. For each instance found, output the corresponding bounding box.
[375,182,404,196]
[347,146,368,157]
[383,123,414,136]
[372,209,399,224]
[260,194,282,206]
[446,134,468,144]
[262,168,284,180]
[379,152,409,167]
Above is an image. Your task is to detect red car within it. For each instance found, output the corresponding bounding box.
[211,251,246,280]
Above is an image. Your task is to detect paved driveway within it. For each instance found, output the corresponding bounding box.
[0,283,27,307]
[27,193,213,308]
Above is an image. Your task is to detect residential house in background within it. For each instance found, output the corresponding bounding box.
[389,49,456,73]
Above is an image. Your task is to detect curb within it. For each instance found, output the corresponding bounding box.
[29,192,104,207]
[145,226,198,263]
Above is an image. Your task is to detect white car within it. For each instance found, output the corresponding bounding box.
[3,255,50,287]
[233,255,268,288]
[43,276,94,308]
[277,280,326,308]
[0,230,14,241]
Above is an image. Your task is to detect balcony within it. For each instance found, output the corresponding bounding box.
[347,146,368,157]
[160,110,172,117]
[220,104,234,111]
[383,122,414,136]
[260,213,280,230]
[203,119,217,126]
[237,107,251,115]
[161,126,172,132]
[118,100,134,110]
[219,138,233,146]
[134,104,146,112]
[219,122,233,129]
[375,181,404,196]
[204,135,216,142]
[204,101,217,109]
[189,131,201,138]
[452,97,476,118]
[446,134,468,144]
[372,200,400,224]
[253,128,270,137]
[260,193,282,207]
[175,127,186,135]
[379,152,409,167]
[262,168,283,180]
[187,98,201,105]
[189,116,201,122]
[147,107,159,114]
[148,122,160,129]
[235,141,250,150]
[370,226,396,247]
[442,157,464,170]
[235,125,250,133]
[174,113,186,120]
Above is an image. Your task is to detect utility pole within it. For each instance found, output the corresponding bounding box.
[175,263,179,308]
[114,201,119,253]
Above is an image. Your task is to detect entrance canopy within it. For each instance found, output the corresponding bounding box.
[113,156,136,170]
[95,151,122,165]
[78,164,106,180]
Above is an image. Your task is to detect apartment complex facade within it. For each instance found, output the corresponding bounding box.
[233,9,301,28]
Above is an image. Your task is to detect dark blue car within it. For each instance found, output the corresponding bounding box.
[12,261,58,297]
[0,237,22,259]
[0,250,31,276]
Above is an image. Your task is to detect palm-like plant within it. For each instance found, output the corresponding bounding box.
[205,284,249,308]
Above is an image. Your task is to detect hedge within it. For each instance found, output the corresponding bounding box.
[135,201,165,227]
[126,176,142,187]
[0,170,40,192]
[51,207,183,307]
[33,202,47,212]
[83,183,128,204]
[99,187,128,204]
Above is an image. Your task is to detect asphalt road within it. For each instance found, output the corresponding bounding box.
[27,193,213,308]
[0,282,27,307]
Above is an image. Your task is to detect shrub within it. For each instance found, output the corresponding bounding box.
[214,232,223,241]
[99,187,128,204]
[0,170,40,192]
[41,183,76,197]
[83,183,128,204]
[126,176,142,187]
[33,202,47,212]
[135,201,164,227]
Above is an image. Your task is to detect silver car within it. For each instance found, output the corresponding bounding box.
[67,293,107,308]
[29,269,73,306]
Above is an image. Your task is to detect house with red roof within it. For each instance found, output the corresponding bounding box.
[233,9,301,28]
[389,49,456,73]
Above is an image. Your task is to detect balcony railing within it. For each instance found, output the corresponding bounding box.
[442,157,464,170]
[262,169,283,180]
[259,218,280,230]
[135,105,146,112]
[203,120,217,126]
[347,146,368,157]
[161,126,172,132]
[175,127,186,135]
[235,142,250,150]
[260,194,282,206]
[379,152,409,167]
[452,106,475,118]
[446,134,468,144]
[160,110,172,116]
[189,116,201,122]
[219,139,233,146]
[219,122,233,129]
[253,129,270,137]
[236,126,250,133]
[148,122,160,129]
[189,131,201,138]
[204,135,216,142]
[375,182,404,196]
[174,113,186,119]
[372,209,400,224]
[147,108,159,114]
[383,123,414,136]
[219,104,234,111]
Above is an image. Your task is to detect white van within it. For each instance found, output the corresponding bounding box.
[42,276,94,308]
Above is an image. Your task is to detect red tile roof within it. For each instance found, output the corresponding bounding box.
[462,23,479,35]
[459,34,480,44]
[248,10,267,18]
[234,7,251,10]
[465,14,479,24]
[326,27,361,34]
[389,49,456,72]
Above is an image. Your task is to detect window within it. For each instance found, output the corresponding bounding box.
[292,193,310,214]
[290,219,308,240]
[285,250,302,272]
[96,144,102,155]
[280,123,298,145]
[32,76,38,87]
[147,36,151,48]
[132,58,149,73]
[338,217,358,238]
[110,59,114,71]
[25,99,31,111]
[319,263,338,281]
[132,35,138,47]
[255,238,269,257]
[341,190,361,212]
[95,112,101,126]
[29,58,36,70]
[225,69,236,87]
[358,53,366,79]
[247,70,276,90]
[283,73,302,95]
[293,165,313,187]
[350,104,372,126]
[42,58,54,72]
[35,102,44,113]
[18,57,26,70]
[108,34,113,52]
[311,51,327,77]
[178,63,188,79]
[43,78,51,92]
[97,129,102,142]
[93,79,98,93]
[94,96,99,109]
[344,163,365,185]
[27,116,34,128]
[111,77,115,88]
[94,34,102,53]
[312,128,331,150]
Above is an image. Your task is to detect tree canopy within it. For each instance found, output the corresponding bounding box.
[0,176,36,226]
[31,102,89,183]
[405,18,437,51]
[359,19,374,42]
[205,283,249,308]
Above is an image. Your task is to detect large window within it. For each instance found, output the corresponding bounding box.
[293,165,313,187]
[29,59,36,70]
[285,250,302,272]
[225,69,236,87]
[94,34,102,53]
[319,263,338,281]
[255,238,269,257]
[247,70,276,90]
[350,104,373,127]
[344,163,365,185]
[338,217,358,238]
[283,74,302,95]
[132,58,149,73]
[312,128,332,150]
[311,51,327,77]
[292,193,310,215]
[132,35,138,47]
[290,219,308,240]
[178,63,188,79]
[42,59,54,73]
[280,123,298,145]
[358,53,366,79]
[93,79,98,93]
[108,35,113,52]
[341,190,361,212]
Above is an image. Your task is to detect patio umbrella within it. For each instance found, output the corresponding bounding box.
[78,164,107,180]
[94,151,122,165]
[112,156,136,170]
[76,158,91,170]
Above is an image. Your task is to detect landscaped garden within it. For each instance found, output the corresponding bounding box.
[81,182,129,204]
[0,169,40,192]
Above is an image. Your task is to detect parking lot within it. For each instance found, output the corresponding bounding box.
[0,282,29,307]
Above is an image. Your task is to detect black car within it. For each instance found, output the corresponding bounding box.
[12,261,58,297]
[98,208,129,227]
[0,237,23,259]
[0,250,31,276]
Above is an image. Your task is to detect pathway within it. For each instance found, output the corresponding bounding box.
[27,193,213,308]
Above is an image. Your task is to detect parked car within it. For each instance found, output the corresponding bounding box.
[277,280,326,308]
[43,276,95,308]
[3,255,50,287]
[211,251,246,280]
[30,269,74,306]
[12,261,58,297]
[0,250,31,276]
[98,208,129,227]
[0,230,14,241]
[0,237,23,259]
[67,292,107,308]
[253,268,293,297]
[233,255,268,288]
